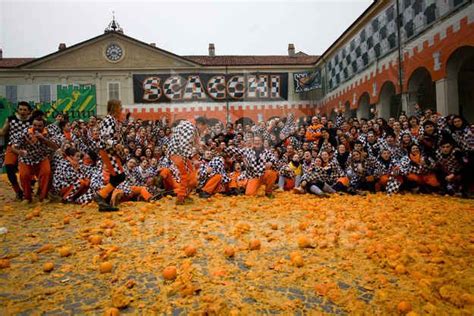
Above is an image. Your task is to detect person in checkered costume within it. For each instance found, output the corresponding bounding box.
[435,139,465,195]
[110,158,154,206]
[52,147,91,203]
[295,157,332,197]
[95,99,126,212]
[224,134,278,197]
[197,151,230,198]
[0,101,32,200]
[400,143,439,193]
[10,115,60,203]
[167,117,208,205]
[374,148,403,195]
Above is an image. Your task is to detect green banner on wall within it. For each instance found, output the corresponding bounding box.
[39,84,97,121]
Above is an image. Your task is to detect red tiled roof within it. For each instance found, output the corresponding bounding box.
[0,58,35,68]
[183,55,319,66]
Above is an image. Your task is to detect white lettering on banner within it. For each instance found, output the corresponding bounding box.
[142,77,162,101]
[227,76,245,99]
[270,75,281,99]
[247,75,269,99]
[163,75,186,101]
[183,76,206,101]
[207,75,226,100]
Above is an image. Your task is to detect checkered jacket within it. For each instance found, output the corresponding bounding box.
[99,115,123,152]
[301,165,326,185]
[435,148,463,175]
[5,115,31,145]
[400,154,435,176]
[225,146,277,179]
[320,159,346,185]
[451,128,474,153]
[116,166,147,195]
[52,155,86,194]
[198,156,230,188]
[301,159,316,176]
[167,120,197,158]
[12,127,60,165]
[374,158,402,195]
[335,114,344,128]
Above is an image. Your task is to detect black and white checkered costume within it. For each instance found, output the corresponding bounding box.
[52,155,89,203]
[75,162,103,204]
[116,166,147,196]
[225,146,277,179]
[301,165,326,185]
[167,120,197,159]
[5,114,32,146]
[12,127,60,165]
[99,114,124,175]
[374,157,402,195]
[320,159,346,186]
[198,156,230,188]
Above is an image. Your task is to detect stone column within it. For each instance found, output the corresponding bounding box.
[435,78,458,116]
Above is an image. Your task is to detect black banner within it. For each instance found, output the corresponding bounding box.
[133,73,288,103]
[293,70,322,93]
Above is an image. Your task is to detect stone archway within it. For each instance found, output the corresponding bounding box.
[377,81,401,119]
[445,46,474,122]
[357,92,371,120]
[407,67,436,113]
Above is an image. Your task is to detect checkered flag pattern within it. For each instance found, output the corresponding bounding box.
[183,75,206,100]
[271,76,280,98]
[143,77,162,101]
[163,76,185,100]
[207,75,226,100]
[227,76,245,99]
[247,75,269,98]
[326,0,468,91]
[327,3,398,90]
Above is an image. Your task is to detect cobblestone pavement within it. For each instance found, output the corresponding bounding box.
[0,177,473,315]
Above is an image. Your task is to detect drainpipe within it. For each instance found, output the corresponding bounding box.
[395,0,405,117]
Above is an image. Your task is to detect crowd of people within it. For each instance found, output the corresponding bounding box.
[0,99,472,211]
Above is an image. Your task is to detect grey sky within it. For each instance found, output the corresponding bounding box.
[0,0,372,58]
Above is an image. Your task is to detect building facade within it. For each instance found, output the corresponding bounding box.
[0,22,320,125]
[316,0,474,123]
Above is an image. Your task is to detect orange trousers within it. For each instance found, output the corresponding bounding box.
[202,174,223,195]
[407,173,440,187]
[170,155,197,198]
[160,168,179,192]
[4,145,18,165]
[245,170,278,196]
[19,159,51,202]
[229,172,247,190]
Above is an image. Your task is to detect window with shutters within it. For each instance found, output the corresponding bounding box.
[5,86,17,104]
[39,85,51,103]
[108,82,120,100]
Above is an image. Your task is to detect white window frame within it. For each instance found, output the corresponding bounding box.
[107,81,121,100]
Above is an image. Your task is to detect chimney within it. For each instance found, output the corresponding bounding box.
[208,43,215,57]
[150,43,156,47]
[58,43,67,51]
[0,48,2,59]
[288,43,295,57]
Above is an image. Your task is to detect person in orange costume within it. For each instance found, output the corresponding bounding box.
[11,115,59,203]
[225,135,278,197]
[95,99,126,212]
[166,117,208,205]
[305,116,324,143]
[0,101,32,200]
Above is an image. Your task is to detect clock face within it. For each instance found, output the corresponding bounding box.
[105,43,123,62]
